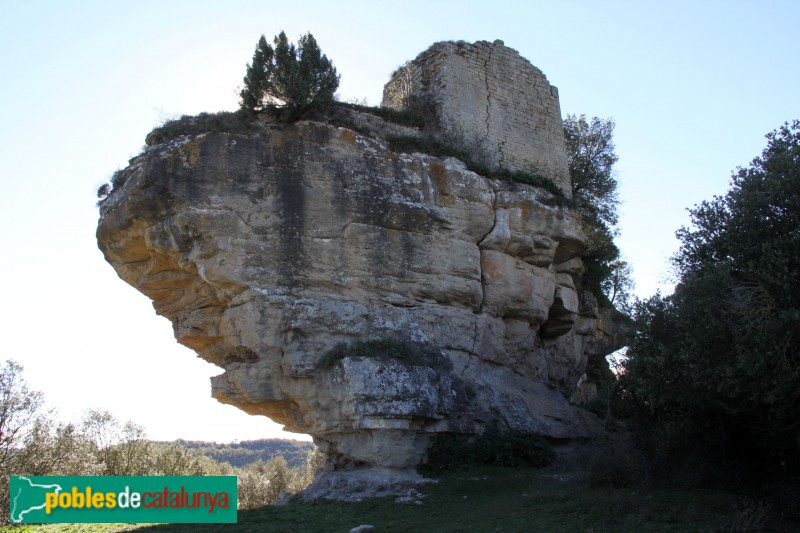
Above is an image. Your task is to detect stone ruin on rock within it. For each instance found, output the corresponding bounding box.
[382,39,571,196]
[96,39,624,498]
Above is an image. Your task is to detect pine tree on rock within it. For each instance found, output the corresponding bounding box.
[240,36,272,111]
[239,32,339,121]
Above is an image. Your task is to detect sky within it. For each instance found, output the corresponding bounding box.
[0,0,797,443]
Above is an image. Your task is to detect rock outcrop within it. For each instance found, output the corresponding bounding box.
[97,40,624,494]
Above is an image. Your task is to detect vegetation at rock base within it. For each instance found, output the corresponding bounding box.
[619,121,800,490]
[0,361,322,525]
[336,101,427,129]
[421,425,556,474]
[144,111,255,147]
[7,464,778,533]
[239,32,339,121]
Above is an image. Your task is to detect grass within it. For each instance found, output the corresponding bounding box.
[144,103,426,150]
[145,111,256,146]
[0,525,143,532]
[335,102,427,129]
[7,465,764,533]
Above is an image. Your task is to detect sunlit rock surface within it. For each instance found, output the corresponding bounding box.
[97,41,625,496]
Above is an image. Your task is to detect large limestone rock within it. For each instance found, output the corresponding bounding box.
[97,41,624,494]
[97,117,617,468]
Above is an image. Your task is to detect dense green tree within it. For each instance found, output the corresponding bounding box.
[563,114,632,308]
[621,120,800,480]
[239,31,339,120]
[240,36,272,111]
[564,114,620,227]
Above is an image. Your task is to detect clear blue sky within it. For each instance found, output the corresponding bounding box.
[1,1,797,442]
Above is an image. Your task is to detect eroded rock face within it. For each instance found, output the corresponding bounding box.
[97,116,622,481]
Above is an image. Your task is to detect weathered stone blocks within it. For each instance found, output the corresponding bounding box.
[383,39,571,195]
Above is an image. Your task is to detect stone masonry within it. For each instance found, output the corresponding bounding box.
[382,40,571,196]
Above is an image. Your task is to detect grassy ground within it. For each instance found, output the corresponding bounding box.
[2,466,772,533]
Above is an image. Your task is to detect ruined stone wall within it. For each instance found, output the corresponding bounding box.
[383,40,571,196]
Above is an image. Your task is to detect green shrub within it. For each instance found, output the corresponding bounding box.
[386,135,457,158]
[237,456,297,509]
[326,111,371,137]
[96,183,110,199]
[96,169,131,205]
[336,101,428,129]
[145,110,255,146]
[422,425,556,474]
[471,426,556,468]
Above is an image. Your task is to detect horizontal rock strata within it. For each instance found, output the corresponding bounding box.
[98,114,622,486]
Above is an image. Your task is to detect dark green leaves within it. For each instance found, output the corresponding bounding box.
[563,114,630,309]
[621,120,800,481]
[239,31,339,121]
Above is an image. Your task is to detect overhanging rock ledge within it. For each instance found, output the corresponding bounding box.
[97,39,625,497]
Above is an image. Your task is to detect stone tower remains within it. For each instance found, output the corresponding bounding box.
[382,39,571,196]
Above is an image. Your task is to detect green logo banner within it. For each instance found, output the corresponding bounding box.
[9,476,237,524]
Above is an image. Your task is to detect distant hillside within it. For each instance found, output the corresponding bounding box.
[174,438,316,469]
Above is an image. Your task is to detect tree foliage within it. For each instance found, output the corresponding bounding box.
[178,438,314,469]
[563,114,632,308]
[0,361,46,469]
[608,259,635,312]
[621,120,800,480]
[564,114,620,227]
[0,362,324,524]
[239,31,339,121]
